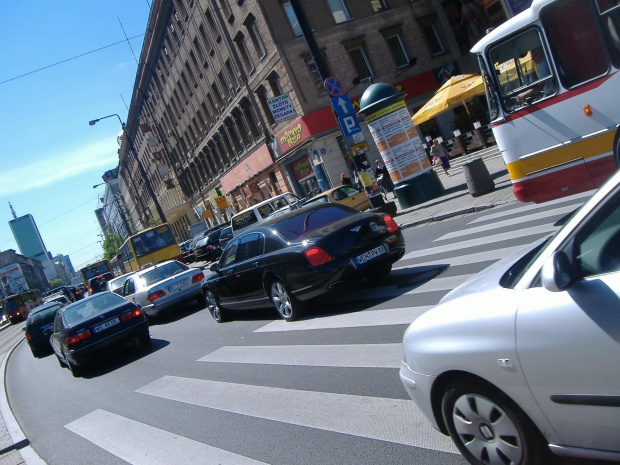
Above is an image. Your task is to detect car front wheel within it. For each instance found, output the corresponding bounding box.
[205,290,229,323]
[270,280,303,322]
[441,380,550,465]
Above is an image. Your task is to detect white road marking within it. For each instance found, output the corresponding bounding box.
[65,409,267,465]
[394,245,524,268]
[137,376,459,454]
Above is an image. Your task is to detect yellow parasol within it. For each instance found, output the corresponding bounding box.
[412,74,485,125]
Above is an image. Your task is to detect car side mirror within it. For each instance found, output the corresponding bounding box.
[541,251,575,292]
[210,263,219,273]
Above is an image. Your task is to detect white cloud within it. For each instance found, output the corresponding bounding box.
[0,139,119,196]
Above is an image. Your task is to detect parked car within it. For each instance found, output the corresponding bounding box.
[50,292,149,376]
[202,203,405,323]
[194,227,227,262]
[179,240,193,263]
[120,260,205,319]
[88,272,115,295]
[43,286,76,303]
[23,302,65,357]
[304,185,371,212]
[105,272,136,295]
[218,225,233,250]
[399,170,620,464]
[42,293,71,305]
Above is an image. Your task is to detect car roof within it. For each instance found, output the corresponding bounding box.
[31,301,65,313]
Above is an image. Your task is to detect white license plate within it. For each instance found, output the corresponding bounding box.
[42,324,53,333]
[354,245,387,266]
[93,317,120,333]
[167,279,188,292]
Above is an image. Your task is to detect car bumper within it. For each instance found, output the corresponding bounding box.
[141,285,202,317]
[65,320,149,365]
[399,361,441,432]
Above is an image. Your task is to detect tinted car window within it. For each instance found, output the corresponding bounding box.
[139,261,187,286]
[236,233,264,262]
[63,293,125,326]
[220,240,239,267]
[275,206,355,240]
[232,210,259,231]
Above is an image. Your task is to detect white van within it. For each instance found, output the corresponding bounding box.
[230,193,301,235]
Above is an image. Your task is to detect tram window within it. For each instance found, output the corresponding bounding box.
[542,0,608,88]
[596,0,620,67]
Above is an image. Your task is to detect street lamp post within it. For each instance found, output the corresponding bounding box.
[93,182,131,239]
[89,114,167,224]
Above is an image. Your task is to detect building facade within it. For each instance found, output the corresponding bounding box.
[0,250,49,297]
[118,0,516,234]
[9,214,49,262]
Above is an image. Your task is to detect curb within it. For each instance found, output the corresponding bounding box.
[0,340,45,464]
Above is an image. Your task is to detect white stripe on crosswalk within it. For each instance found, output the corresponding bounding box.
[404,274,474,294]
[198,343,403,368]
[254,306,432,332]
[468,191,591,224]
[395,245,524,269]
[437,204,575,241]
[403,224,555,260]
[65,409,267,465]
[137,376,459,454]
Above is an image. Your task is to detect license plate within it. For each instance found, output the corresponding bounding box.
[353,245,387,266]
[41,324,53,333]
[167,279,188,292]
[93,317,120,333]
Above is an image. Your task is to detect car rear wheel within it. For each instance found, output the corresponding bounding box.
[205,290,229,323]
[441,380,550,465]
[270,280,303,322]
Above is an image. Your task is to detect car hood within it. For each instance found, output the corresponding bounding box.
[437,237,547,305]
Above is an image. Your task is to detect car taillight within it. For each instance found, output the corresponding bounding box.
[191,272,204,283]
[120,307,143,322]
[65,329,92,347]
[383,214,399,234]
[304,246,332,267]
[147,290,166,302]
[25,332,31,340]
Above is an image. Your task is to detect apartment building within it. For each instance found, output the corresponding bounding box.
[120,0,506,239]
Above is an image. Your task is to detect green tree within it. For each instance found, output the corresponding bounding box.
[48,278,62,289]
[102,233,124,261]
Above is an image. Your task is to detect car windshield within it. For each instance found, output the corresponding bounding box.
[140,261,187,286]
[276,206,355,239]
[63,293,125,325]
[499,237,551,289]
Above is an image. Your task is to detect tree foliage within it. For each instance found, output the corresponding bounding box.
[48,278,62,289]
[102,233,124,261]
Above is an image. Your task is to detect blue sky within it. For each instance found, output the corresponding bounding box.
[0,2,151,272]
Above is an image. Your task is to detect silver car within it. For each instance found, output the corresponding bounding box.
[106,272,136,295]
[400,169,620,465]
[120,260,205,318]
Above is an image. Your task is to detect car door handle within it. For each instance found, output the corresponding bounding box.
[253,261,260,267]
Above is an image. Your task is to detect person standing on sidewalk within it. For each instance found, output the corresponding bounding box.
[375,159,396,199]
[431,140,451,176]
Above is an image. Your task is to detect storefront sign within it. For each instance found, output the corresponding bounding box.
[215,196,229,210]
[365,101,431,184]
[290,157,313,181]
[275,107,337,156]
[220,143,273,193]
[267,94,297,123]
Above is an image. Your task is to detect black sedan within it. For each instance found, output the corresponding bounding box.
[23,302,66,357]
[49,292,150,376]
[201,203,405,322]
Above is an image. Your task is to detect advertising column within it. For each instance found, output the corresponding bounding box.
[358,83,445,209]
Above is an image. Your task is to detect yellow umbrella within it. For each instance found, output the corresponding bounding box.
[412,74,485,125]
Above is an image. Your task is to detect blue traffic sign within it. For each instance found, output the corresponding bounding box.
[330,95,355,118]
[324,76,343,97]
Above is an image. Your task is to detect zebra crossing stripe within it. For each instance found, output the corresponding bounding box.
[468,192,591,224]
[65,409,267,465]
[137,376,459,454]
[395,245,524,268]
[403,224,556,260]
[436,204,574,241]
[254,306,433,332]
[198,343,403,368]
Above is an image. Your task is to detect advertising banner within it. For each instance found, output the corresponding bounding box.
[365,101,431,184]
[0,264,29,296]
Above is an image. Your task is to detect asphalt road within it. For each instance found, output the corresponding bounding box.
[4,196,592,465]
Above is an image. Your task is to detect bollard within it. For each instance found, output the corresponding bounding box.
[463,158,495,197]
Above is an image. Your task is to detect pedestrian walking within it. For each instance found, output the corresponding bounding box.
[341,172,352,186]
[374,159,396,199]
[430,140,451,176]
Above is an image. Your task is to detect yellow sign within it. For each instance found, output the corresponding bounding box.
[215,196,229,210]
[358,171,373,187]
[202,209,213,219]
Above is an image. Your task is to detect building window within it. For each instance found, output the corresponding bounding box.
[267,72,282,96]
[385,33,409,67]
[305,57,327,94]
[282,1,303,36]
[422,24,444,56]
[348,45,373,80]
[198,23,212,58]
[234,32,254,73]
[256,86,275,126]
[245,16,267,59]
[326,0,351,24]
[206,9,220,43]
[226,59,240,89]
[370,0,389,12]
[218,0,233,21]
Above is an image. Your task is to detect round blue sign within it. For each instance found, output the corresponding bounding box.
[324,76,343,97]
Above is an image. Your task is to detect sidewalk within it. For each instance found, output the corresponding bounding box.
[0,149,515,465]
